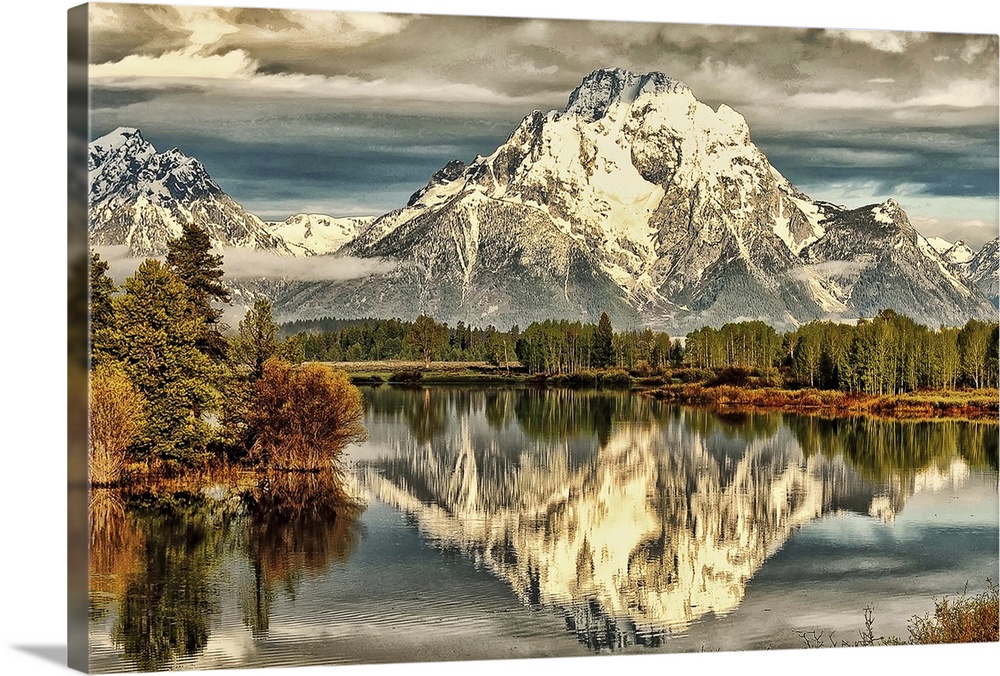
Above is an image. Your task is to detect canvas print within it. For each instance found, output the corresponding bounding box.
[68,2,1000,672]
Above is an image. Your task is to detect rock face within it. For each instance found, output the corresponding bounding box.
[282,68,996,330]
[88,127,289,257]
[88,71,998,330]
[964,238,1000,307]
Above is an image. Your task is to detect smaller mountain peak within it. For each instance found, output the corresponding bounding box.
[565,68,690,121]
[92,126,145,147]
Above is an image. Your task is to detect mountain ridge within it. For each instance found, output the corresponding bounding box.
[86,69,999,331]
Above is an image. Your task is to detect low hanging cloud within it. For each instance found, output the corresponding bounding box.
[218,249,398,282]
[92,244,398,284]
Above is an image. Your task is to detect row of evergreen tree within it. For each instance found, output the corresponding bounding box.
[288,309,998,394]
[287,312,678,373]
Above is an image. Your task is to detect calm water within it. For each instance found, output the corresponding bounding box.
[88,387,999,671]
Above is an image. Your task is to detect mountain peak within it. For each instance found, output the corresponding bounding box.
[91,126,147,151]
[564,68,690,121]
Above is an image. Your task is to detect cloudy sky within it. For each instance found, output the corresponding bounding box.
[86,1,999,247]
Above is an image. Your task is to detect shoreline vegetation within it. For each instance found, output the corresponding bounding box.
[799,581,998,647]
[82,223,998,489]
[83,226,368,488]
[285,308,998,422]
[320,359,999,422]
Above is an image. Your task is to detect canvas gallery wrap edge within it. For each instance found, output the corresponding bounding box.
[68,2,1000,674]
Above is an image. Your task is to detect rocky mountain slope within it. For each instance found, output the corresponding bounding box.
[88,127,291,257]
[265,214,373,256]
[284,68,995,330]
[964,237,999,306]
[87,71,998,331]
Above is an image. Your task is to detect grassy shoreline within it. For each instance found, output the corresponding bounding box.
[316,360,1000,421]
[644,384,1000,421]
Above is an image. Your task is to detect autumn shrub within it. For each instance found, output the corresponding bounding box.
[89,364,147,485]
[907,581,999,644]
[248,359,368,471]
[797,582,998,648]
[597,369,632,388]
[707,366,752,387]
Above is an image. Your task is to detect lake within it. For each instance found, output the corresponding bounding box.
[88,386,999,671]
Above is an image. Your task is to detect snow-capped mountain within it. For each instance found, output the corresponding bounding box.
[88,127,291,257]
[282,68,996,331]
[927,237,976,266]
[266,214,374,256]
[88,72,997,331]
[964,237,999,307]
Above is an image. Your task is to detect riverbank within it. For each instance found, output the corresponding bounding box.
[318,360,999,421]
[644,384,1000,421]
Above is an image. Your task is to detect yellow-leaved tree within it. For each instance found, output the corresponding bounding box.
[248,359,367,471]
[89,364,146,485]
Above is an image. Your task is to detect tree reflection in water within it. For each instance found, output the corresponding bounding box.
[111,491,228,671]
[94,470,364,669]
[238,470,365,636]
[89,489,143,622]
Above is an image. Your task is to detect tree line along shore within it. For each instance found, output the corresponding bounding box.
[79,221,997,489]
[282,310,999,420]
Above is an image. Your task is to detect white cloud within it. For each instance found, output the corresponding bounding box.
[785,78,997,112]
[907,78,999,108]
[827,29,929,53]
[91,48,258,80]
[219,250,398,282]
[92,245,398,285]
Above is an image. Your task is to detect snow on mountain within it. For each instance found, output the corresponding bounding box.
[800,199,992,327]
[290,67,993,331]
[266,214,374,256]
[942,239,975,265]
[927,236,953,253]
[964,237,999,307]
[88,73,997,331]
[88,127,291,257]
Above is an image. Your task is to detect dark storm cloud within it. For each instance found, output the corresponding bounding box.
[755,125,999,198]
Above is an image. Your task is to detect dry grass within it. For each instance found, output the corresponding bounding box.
[646,384,999,421]
[797,581,999,648]
[907,581,999,644]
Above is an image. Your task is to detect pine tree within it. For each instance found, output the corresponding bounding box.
[593,312,614,368]
[89,250,117,368]
[166,222,231,360]
[111,259,219,462]
[229,298,282,382]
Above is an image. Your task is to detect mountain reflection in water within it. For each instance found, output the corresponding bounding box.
[358,387,997,651]
[86,388,996,669]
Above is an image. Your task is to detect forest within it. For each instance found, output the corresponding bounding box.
[284,310,999,395]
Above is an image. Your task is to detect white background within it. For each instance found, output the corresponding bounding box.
[1,1,998,674]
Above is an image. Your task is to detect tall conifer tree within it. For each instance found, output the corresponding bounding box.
[166,222,231,360]
[593,312,614,368]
